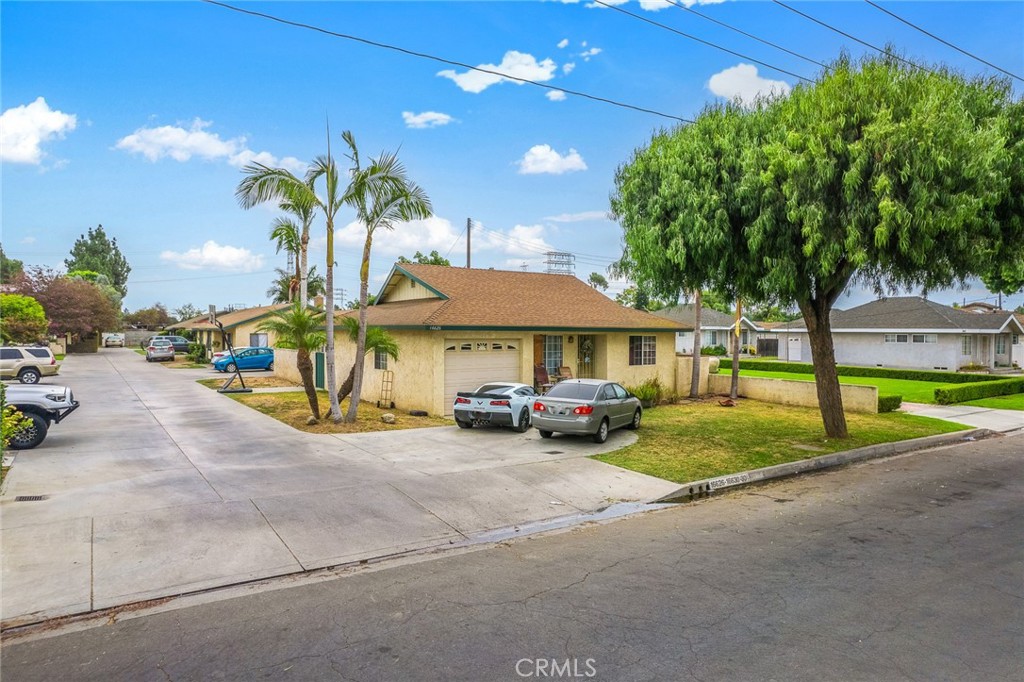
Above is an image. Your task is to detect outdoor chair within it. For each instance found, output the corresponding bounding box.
[534,363,554,393]
[557,366,574,381]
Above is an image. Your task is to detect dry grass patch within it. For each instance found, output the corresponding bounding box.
[198,376,301,389]
[198,380,448,433]
[594,398,967,484]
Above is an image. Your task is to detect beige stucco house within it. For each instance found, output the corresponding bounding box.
[174,304,289,352]
[326,264,686,416]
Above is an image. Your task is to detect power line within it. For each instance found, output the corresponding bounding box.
[591,0,814,84]
[662,0,829,71]
[863,0,1023,82]
[201,0,692,124]
[770,0,938,76]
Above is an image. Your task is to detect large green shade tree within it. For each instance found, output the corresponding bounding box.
[612,55,1020,438]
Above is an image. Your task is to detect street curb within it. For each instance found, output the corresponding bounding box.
[656,428,993,503]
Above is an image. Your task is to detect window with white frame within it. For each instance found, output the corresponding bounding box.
[912,334,937,344]
[961,336,973,355]
[543,336,563,374]
[884,334,909,343]
[629,335,657,366]
[1014,334,1020,345]
[996,336,1006,355]
[374,348,388,370]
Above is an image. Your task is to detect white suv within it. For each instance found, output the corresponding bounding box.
[0,346,61,384]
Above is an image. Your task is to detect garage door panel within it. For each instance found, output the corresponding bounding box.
[443,340,521,415]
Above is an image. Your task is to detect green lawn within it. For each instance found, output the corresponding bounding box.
[733,368,961,404]
[961,393,1024,410]
[594,399,967,484]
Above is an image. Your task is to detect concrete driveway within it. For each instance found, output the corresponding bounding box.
[1,351,676,627]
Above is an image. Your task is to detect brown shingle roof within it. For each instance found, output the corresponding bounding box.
[788,297,1023,332]
[358,264,684,331]
[176,304,290,331]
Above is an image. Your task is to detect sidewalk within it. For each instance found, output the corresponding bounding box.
[900,402,1024,432]
[1,351,677,628]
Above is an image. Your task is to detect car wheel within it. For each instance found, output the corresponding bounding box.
[8,413,47,450]
[267,361,274,371]
[513,407,531,433]
[18,369,41,384]
[592,419,609,444]
[225,362,237,373]
[626,409,642,430]
[455,418,473,429]
[539,430,553,439]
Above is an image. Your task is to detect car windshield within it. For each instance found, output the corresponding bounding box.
[477,384,513,394]
[544,382,600,401]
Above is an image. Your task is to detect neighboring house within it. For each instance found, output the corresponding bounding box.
[328,264,685,416]
[173,304,290,351]
[785,297,1024,371]
[652,304,759,354]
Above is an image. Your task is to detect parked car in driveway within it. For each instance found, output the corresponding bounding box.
[531,378,642,443]
[212,347,274,373]
[453,382,537,432]
[142,335,191,353]
[145,339,176,362]
[2,383,79,449]
[210,346,252,364]
[0,346,61,384]
[103,333,125,347]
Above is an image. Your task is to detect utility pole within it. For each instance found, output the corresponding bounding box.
[466,218,472,269]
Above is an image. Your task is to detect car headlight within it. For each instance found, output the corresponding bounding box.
[44,393,66,402]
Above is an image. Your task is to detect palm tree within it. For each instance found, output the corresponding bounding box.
[340,130,432,423]
[277,189,317,307]
[236,154,345,422]
[269,218,301,302]
[267,266,326,304]
[256,302,326,420]
[335,316,399,405]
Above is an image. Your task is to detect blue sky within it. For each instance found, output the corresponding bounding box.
[3,0,1022,315]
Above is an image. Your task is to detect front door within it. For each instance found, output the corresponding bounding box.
[788,336,801,362]
[577,335,596,379]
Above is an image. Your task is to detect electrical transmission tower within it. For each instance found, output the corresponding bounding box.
[545,251,575,276]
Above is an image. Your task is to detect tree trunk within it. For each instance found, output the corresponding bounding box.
[799,297,849,439]
[689,290,702,398]
[296,348,320,420]
[730,299,741,400]
[336,363,355,405]
[299,224,309,308]
[325,217,341,423]
[344,235,373,423]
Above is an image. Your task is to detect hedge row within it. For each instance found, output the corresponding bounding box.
[737,359,1003,384]
[934,377,1024,405]
[877,395,903,413]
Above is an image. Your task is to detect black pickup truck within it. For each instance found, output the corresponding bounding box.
[3,384,79,449]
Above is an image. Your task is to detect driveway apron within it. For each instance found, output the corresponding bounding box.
[1,351,676,626]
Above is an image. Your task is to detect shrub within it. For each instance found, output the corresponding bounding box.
[187,342,207,363]
[627,377,664,406]
[737,359,1004,384]
[701,345,728,356]
[740,344,757,355]
[877,395,903,413]
[934,377,1024,405]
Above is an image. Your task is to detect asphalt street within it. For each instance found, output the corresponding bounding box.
[2,432,1021,682]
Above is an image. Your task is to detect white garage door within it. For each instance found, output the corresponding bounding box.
[443,340,521,415]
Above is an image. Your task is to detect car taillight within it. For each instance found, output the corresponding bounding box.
[147,346,156,351]
[455,397,471,404]
[489,400,510,407]
[533,401,546,412]
[573,405,594,415]
[50,357,56,365]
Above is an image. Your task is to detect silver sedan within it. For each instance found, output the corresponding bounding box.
[531,378,642,443]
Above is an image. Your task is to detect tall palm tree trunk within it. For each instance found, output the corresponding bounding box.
[345,237,373,422]
[299,228,309,308]
[325,226,341,422]
[297,348,320,419]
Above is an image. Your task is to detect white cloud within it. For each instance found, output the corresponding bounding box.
[585,0,627,8]
[20,236,37,245]
[160,241,264,272]
[708,63,791,107]
[517,145,587,175]
[437,51,557,93]
[115,119,305,172]
[0,97,77,165]
[546,90,568,102]
[579,47,602,61]
[557,38,569,49]
[639,0,726,9]
[402,111,455,129]
[544,210,608,223]
[563,62,576,75]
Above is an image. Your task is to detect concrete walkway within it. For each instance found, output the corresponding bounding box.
[900,402,1024,432]
[0,351,676,627]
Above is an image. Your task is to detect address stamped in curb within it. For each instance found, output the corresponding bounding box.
[708,472,752,490]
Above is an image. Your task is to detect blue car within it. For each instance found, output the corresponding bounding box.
[213,347,275,373]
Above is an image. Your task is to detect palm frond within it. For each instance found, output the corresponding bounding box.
[236,164,309,209]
